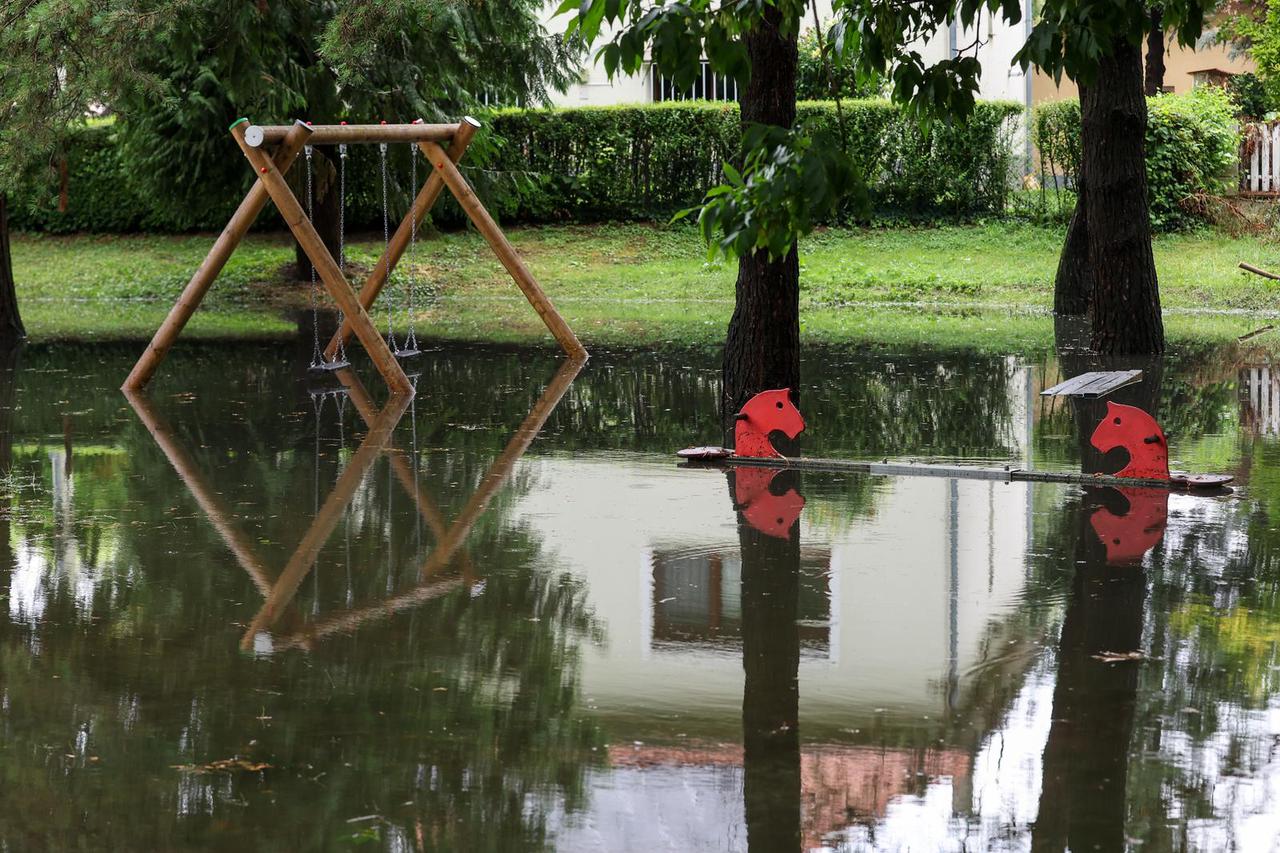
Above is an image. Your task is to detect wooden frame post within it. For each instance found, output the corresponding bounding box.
[419,141,587,360]
[124,117,585,394]
[324,117,481,360]
[122,120,313,391]
[230,122,414,395]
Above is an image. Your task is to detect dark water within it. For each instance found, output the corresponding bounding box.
[2,339,1279,851]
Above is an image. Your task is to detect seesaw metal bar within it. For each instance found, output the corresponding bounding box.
[687,455,1218,490]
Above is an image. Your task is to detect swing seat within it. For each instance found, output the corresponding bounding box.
[393,346,421,359]
[310,357,351,373]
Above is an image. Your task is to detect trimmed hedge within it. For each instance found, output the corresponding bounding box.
[1031,88,1241,230]
[483,99,1023,222]
[12,99,1023,233]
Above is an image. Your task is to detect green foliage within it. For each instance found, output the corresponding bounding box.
[1030,88,1241,230]
[796,29,882,100]
[1227,72,1273,119]
[1221,1,1280,112]
[11,101,1021,232]
[690,123,861,259]
[485,100,1021,225]
[1147,88,1242,229]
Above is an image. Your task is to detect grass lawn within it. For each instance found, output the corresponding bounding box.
[12,221,1280,350]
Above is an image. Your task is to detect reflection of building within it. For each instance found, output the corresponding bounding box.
[650,546,832,657]
[545,742,972,851]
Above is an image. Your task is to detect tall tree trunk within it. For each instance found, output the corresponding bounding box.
[1054,89,1093,317]
[1083,41,1164,354]
[736,472,802,853]
[289,148,343,283]
[0,194,27,340]
[1145,8,1166,96]
[722,9,801,441]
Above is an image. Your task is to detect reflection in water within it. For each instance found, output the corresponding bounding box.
[736,469,804,853]
[2,342,1280,848]
[1033,488,1159,851]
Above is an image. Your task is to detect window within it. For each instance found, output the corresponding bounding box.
[651,60,740,102]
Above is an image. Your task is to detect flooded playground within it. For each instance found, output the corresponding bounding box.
[1,340,1279,850]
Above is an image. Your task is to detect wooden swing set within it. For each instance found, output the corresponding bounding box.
[122,117,586,395]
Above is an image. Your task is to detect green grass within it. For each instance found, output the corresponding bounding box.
[12,221,1280,349]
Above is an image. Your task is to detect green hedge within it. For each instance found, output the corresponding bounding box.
[483,99,1022,222]
[8,125,422,234]
[12,99,1022,233]
[1031,88,1241,230]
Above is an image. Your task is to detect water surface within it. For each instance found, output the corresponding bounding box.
[1,340,1278,851]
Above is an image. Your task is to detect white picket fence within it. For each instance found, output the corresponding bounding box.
[1243,121,1280,194]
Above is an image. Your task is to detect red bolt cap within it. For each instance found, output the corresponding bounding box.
[259,166,268,173]
[380,120,387,125]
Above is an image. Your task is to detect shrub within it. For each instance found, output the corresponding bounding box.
[12,99,1022,233]
[484,99,1022,223]
[1030,88,1242,230]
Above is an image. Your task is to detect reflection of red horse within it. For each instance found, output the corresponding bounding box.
[1089,401,1169,480]
[734,389,806,458]
[1089,487,1169,565]
[734,468,805,540]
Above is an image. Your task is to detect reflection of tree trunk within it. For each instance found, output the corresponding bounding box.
[736,473,802,853]
[1032,492,1145,852]
[721,5,800,441]
[0,341,24,588]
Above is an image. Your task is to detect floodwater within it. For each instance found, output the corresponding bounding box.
[3,339,1280,851]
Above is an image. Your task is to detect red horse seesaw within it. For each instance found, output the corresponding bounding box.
[678,373,1232,492]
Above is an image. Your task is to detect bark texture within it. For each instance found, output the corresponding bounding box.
[1145,8,1166,96]
[1082,41,1164,354]
[737,472,802,853]
[289,148,343,282]
[722,8,801,441]
[1054,90,1093,317]
[0,194,27,340]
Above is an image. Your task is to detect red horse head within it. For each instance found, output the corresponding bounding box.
[1089,401,1169,481]
[734,389,806,458]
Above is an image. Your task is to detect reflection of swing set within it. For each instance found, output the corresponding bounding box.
[122,119,586,395]
[122,356,584,652]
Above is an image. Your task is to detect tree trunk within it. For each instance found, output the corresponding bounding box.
[0,194,27,340]
[1083,41,1164,354]
[1145,8,1166,97]
[1054,90,1093,317]
[290,148,343,282]
[722,8,801,441]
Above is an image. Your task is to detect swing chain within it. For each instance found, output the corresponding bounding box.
[304,145,324,370]
[380,142,397,350]
[405,145,419,352]
[333,143,349,364]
